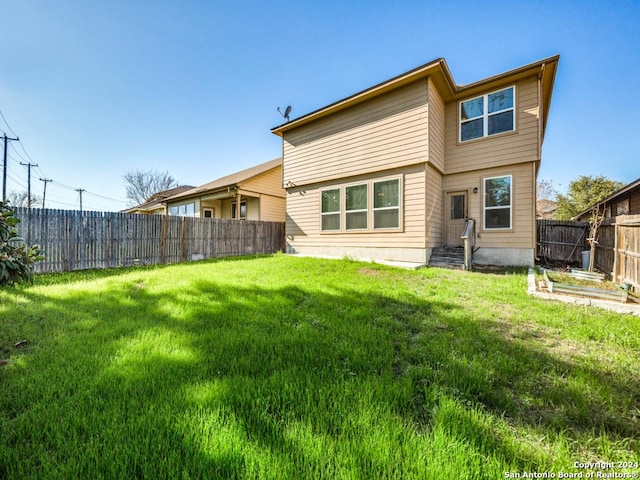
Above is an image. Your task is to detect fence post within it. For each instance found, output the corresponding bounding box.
[180,217,188,261]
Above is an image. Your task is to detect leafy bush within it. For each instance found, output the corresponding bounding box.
[0,202,43,286]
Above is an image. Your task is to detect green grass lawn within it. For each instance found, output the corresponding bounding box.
[1,254,639,479]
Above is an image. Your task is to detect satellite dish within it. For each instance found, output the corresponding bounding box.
[277,105,292,122]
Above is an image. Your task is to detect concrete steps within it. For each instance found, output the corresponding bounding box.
[429,247,465,270]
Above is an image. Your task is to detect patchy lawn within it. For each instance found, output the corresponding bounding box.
[1,254,639,479]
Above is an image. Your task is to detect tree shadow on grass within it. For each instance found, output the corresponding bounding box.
[1,265,639,478]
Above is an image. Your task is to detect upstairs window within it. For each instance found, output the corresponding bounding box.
[460,86,515,142]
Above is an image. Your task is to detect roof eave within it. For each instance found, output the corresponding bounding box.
[271,58,452,136]
[271,54,560,137]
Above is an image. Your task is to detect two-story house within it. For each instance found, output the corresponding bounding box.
[271,56,559,266]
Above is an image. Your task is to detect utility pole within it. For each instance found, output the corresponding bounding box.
[2,134,19,203]
[39,178,52,209]
[20,161,38,208]
[76,188,85,213]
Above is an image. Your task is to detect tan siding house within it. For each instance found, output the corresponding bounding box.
[163,158,285,222]
[272,56,559,266]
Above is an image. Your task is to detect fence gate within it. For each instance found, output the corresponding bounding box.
[613,216,640,291]
[537,220,589,265]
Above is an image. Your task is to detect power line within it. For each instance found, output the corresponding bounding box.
[0,110,19,138]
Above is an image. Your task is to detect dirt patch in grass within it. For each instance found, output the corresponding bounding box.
[485,318,592,363]
[357,267,383,276]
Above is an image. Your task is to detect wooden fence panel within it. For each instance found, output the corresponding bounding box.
[594,223,615,274]
[537,220,589,264]
[613,215,640,290]
[13,208,285,273]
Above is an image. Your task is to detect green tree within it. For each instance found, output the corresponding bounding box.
[554,175,624,220]
[0,202,43,286]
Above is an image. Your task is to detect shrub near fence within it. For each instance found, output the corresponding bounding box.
[14,208,285,273]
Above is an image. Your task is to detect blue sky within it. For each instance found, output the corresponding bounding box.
[1,0,638,211]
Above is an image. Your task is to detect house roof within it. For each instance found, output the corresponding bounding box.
[123,185,194,213]
[164,157,282,202]
[271,55,560,140]
[572,177,640,219]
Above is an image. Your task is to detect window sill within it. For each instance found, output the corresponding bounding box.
[458,128,518,146]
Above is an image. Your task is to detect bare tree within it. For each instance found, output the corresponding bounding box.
[123,170,178,205]
[587,205,606,273]
[7,190,42,208]
[537,179,558,201]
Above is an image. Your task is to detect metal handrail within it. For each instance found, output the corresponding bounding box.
[461,219,475,271]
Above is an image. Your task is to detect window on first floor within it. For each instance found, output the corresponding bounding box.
[373,179,400,229]
[321,189,341,231]
[168,202,196,217]
[320,177,401,232]
[231,201,247,220]
[484,175,512,230]
[345,184,368,230]
[460,86,515,142]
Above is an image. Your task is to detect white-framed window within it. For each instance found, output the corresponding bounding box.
[373,179,400,229]
[484,175,512,230]
[460,86,515,142]
[168,202,196,217]
[321,189,341,231]
[345,183,368,230]
[231,201,247,220]
[320,177,402,232]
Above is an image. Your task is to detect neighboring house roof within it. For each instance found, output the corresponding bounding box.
[123,185,194,213]
[272,55,559,142]
[537,199,558,218]
[164,157,282,202]
[573,177,640,219]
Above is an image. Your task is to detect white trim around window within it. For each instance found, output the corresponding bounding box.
[460,86,516,142]
[483,175,512,230]
[320,176,402,233]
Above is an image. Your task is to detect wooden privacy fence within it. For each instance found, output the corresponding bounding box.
[595,215,640,291]
[14,208,285,273]
[537,220,589,264]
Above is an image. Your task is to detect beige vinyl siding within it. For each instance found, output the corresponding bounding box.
[444,77,540,175]
[425,165,443,248]
[259,194,286,222]
[286,166,426,250]
[240,165,285,198]
[442,162,536,250]
[427,77,445,174]
[283,80,429,187]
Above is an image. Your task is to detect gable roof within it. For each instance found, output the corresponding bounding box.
[271,55,559,140]
[164,157,282,202]
[123,185,194,213]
